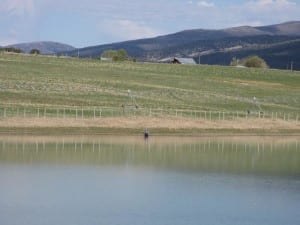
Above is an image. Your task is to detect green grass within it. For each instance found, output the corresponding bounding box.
[0,53,299,114]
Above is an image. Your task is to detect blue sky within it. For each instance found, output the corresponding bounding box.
[0,0,300,47]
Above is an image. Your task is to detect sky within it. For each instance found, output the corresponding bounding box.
[0,0,300,47]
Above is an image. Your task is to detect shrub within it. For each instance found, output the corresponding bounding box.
[243,56,269,68]
[30,49,40,55]
[101,49,129,61]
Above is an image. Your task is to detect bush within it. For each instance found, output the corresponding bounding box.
[30,49,40,55]
[101,49,128,61]
[243,56,269,68]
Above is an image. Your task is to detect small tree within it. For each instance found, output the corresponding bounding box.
[30,49,40,55]
[243,56,269,68]
[101,49,128,61]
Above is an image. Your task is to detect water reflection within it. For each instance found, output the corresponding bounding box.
[0,136,299,177]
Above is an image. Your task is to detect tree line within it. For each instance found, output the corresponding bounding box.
[0,47,40,54]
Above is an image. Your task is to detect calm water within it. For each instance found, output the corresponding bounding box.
[0,136,299,225]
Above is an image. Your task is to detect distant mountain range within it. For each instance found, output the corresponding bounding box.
[62,21,300,70]
[5,41,75,54]
[3,21,300,70]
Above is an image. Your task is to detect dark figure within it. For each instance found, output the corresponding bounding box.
[144,129,149,139]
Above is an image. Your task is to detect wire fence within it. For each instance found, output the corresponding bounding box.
[0,106,299,122]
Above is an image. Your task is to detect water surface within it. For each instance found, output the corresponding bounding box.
[0,136,299,225]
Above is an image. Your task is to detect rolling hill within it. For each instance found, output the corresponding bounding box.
[62,21,300,70]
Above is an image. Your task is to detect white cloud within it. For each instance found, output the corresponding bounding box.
[231,21,264,27]
[197,1,215,8]
[0,0,35,16]
[0,29,19,45]
[226,0,300,28]
[100,20,161,41]
[245,0,296,10]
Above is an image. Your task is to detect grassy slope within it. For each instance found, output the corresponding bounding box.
[0,53,299,114]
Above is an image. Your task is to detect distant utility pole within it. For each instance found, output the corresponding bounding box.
[291,61,294,72]
[198,55,201,65]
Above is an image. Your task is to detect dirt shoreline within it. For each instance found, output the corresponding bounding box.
[0,117,299,136]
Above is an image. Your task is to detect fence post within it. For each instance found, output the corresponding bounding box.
[94,108,96,119]
[64,108,66,119]
[81,108,83,119]
[100,109,102,118]
[57,109,59,118]
[37,108,40,118]
[76,108,78,119]
[23,108,26,118]
[44,108,46,118]
[3,108,6,118]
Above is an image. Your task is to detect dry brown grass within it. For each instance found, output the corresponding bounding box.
[0,116,299,130]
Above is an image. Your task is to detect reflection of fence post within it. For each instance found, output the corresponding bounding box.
[271,112,273,120]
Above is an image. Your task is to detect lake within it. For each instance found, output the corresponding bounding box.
[0,136,299,225]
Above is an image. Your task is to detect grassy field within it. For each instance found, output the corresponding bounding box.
[0,52,299,113]
[0,53,299,134]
